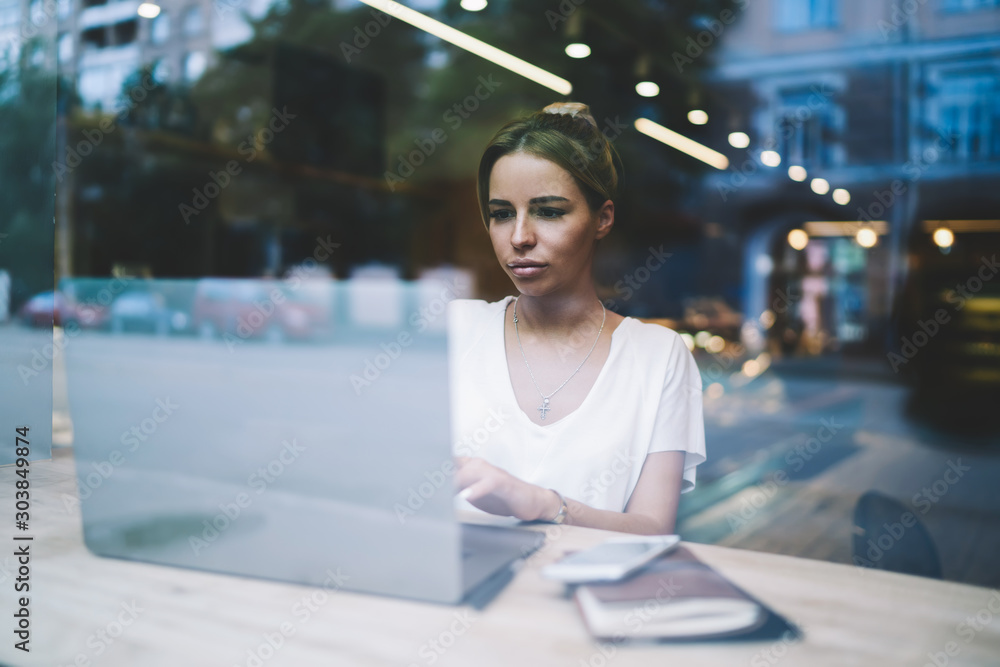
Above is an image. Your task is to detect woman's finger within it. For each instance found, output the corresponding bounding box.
[457,477,492,503]
[453,458,491,492]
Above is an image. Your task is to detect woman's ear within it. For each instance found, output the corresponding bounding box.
[594,200,615,240]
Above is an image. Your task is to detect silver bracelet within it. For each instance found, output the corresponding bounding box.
[548,489,568,524]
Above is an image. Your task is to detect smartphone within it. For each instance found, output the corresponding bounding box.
[541,534,680,583]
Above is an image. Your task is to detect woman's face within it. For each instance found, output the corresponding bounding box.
[487,152,613,298]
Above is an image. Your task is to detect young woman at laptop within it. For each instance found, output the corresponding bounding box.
[450,102,706,535]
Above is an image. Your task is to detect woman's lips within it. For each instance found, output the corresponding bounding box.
[509,264,547,278]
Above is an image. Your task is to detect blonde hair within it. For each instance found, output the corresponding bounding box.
[476,102,619,228]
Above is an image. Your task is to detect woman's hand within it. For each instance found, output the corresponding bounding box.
[453,456,558,522]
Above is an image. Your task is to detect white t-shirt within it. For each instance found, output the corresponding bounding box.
[448,296,706,514]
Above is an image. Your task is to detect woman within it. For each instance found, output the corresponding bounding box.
[450,102,706,535]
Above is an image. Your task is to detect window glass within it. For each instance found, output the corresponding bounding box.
[151,12,169,45]
[182,6,202,36]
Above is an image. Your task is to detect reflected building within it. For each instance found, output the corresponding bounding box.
[699,0,1000,358]
[53,0,399,280]
[48,0,1000,344]
[55,0,267,110]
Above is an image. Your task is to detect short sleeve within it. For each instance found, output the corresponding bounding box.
[647,332,706,493]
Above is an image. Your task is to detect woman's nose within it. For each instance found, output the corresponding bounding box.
[511,214,535,248]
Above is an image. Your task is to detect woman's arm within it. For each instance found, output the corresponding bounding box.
[454,450,686,535]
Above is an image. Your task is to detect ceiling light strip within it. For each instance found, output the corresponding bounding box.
[634,118,729,170]
[922,219,1000,233]
[358,0,572,95]
[803,220,889,237]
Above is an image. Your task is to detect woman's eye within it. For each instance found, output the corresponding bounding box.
[537,208,564,218]
[489,210,513,220]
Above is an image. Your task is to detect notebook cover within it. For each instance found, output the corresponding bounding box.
[572,546,801,643]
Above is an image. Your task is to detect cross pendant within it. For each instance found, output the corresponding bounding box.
[538,398,551,420]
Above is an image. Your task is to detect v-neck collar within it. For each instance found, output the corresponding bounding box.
[498,296,629,429]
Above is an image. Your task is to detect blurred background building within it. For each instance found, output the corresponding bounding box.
[54,0,274,109]
[697,0,1000,364]
[17,0,993,369]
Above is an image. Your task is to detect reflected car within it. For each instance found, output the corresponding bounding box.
[191,278,331,342]
[109,291,188,335]
[17,291,109,329]
[280,280,333,340]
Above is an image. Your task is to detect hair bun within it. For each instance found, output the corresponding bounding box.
[542,101,597,128]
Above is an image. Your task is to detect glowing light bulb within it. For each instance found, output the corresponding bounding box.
[687,109,708,125]
[932,227,954,248]
[635,81,659,97]
[787,229,809,250]
[728,132,749,148]
[788,165,807,181]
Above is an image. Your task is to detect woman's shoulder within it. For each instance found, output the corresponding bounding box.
[618,316,687,351]
[620,318,702,393]
[447,296,513,354]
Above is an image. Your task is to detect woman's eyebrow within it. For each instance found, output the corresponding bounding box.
[488,196,569,206]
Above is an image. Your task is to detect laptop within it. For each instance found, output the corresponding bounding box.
[62,275,544,606]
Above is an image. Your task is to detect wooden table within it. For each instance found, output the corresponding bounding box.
[2,447,999,667]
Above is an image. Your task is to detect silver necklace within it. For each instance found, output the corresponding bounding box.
[512,296,606,420]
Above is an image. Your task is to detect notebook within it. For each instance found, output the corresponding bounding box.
[573,545,800,642]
